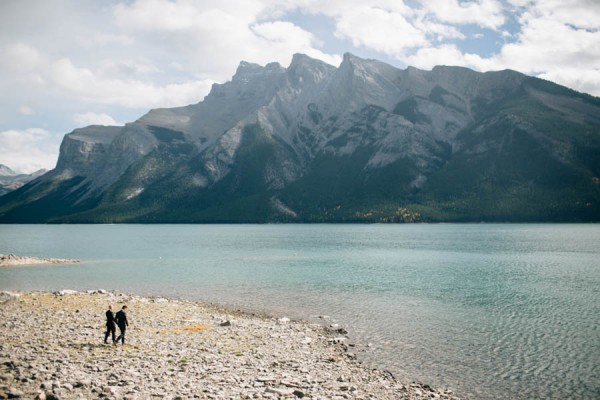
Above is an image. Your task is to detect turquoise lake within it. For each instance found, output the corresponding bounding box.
[0,224,598,399]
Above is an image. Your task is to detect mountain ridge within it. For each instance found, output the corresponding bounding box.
[0,165,47,197]
[1,53,599,223]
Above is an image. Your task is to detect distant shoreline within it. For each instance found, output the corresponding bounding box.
[0,253,80,267]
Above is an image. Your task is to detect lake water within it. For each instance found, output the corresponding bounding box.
[0,224,598,399]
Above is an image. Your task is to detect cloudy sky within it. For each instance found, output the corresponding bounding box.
[1,0,599,173]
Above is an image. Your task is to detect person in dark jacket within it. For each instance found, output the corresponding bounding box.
[104,305,116,344]
[115,305,129,345]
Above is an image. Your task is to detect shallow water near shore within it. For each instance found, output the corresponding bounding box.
[1,223,599,399]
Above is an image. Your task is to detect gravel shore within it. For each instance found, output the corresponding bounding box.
[0,291,460,400]
[0,254,80,267]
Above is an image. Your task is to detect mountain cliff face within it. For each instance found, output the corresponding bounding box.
[1,53,599,222]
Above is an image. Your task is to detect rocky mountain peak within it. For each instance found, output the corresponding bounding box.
[339,53,396,76]
[235,60,261,73]
[1,53,598,223]
[287,53,335,86]
[233,60,285,83]
[327,53,403,112]
[0,164,17,177]
[340,52,364,65]
[0,165,48,196]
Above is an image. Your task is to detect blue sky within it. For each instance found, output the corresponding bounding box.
[1,0,599,173]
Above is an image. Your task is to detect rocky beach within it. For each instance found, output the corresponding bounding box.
[0,254,79,267]
[0,290,459,400]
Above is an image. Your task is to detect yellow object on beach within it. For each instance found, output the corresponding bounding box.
[176,324,211,333]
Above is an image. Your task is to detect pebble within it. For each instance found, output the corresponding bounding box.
[0,291,460,400]
[7,388,24,398]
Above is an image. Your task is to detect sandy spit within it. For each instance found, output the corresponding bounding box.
[0,254,80,267]
[0,290,460,400]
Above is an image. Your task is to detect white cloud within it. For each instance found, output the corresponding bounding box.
[73,112,121,127]
[487,1,600,93]
[91,33,135,47]
[414,19,466,41]
[283,0,413,17]
[252,20,314,45]
[406,44,489,70]
[43,57,214,108]
[519,0,600,30]
[420,0,506,30]
[109,0,344,84]
[2,42,44,72]
[540,68,600,98]
[98,60,160,78]
[251,21,341,66]
[114,0,202,32]
[506,0,532,7]
[18,106,34,115]
[495,8,600,73]
[333,5,428,56]
[1,0,600,176]
[402,0,600,96]
[0,128,58,173]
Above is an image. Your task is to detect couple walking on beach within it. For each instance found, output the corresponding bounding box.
[104,305,129,345]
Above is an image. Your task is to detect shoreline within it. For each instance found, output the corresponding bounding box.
[0,290,460,399]
[0,254,80,267]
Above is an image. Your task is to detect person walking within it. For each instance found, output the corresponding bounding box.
[104,304,116,344]
[115,305,129,345]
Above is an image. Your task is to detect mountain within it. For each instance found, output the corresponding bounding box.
[0,165,47,197]
[1,53,599,223]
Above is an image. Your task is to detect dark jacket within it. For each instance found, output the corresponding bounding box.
[115,309,129,328]
[105,309,116,327]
